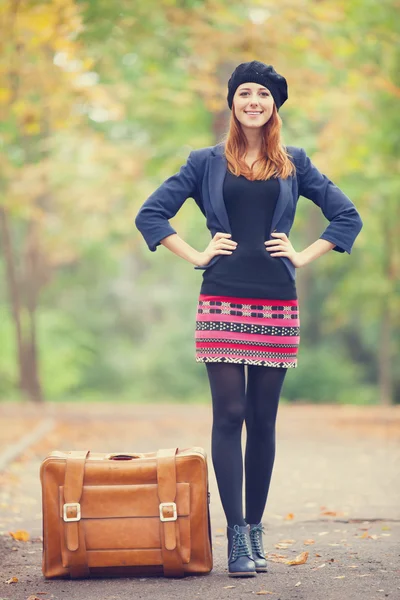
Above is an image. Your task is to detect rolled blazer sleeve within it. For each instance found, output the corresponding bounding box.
[134,151,199,252]
[297,148,363,254]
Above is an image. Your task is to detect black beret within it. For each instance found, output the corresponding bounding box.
[227,61,288,111]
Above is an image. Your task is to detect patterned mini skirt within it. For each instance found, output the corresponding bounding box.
[195,293,300,368]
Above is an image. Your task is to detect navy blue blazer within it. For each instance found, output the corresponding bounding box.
[134,142,363,282]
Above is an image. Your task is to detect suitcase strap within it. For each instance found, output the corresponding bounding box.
[156,448,184,577]
[62,448,185,578]
[63,450,91,578]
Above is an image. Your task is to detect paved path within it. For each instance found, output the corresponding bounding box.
[0,402,399,600]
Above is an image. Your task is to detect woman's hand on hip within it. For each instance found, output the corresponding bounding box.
[196,232,238,267]
[265,232,305,268]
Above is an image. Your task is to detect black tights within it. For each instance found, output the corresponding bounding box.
[205,362,287,528]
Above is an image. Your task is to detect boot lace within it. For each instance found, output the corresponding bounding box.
[231,525,252,560]
[249,523,265,555]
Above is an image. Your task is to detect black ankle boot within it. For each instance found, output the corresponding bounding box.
[226,523,256,577]
[248,522,268,572]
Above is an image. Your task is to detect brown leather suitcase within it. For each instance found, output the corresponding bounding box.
[40,447,213,578]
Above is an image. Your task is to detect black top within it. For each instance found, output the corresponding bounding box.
[200,169,297,299]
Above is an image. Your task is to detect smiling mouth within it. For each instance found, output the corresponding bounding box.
[245,111,263,115]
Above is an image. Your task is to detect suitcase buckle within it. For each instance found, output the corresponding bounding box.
[63,502,81,522]
[159,502,177,522]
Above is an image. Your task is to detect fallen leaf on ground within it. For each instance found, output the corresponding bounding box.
[256,591,275,595]
[266,553,288,563]
[223,585,236,589]
[333,576,346,579]
[6,576,19,583]
[316,563,326,569]
[9,529,30,541]
[360,532,379,540]
[303,539,315,545]
[360,532,369,539]
[320,510,340,516]
[295,581,301,587]
[284,513,294,520]
[286,551,309,566]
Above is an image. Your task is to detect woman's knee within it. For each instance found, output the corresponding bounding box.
[213,401,246,432]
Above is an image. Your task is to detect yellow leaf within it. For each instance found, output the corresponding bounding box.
[6,576,19,583]
[320,510,339,516]
[0,88,10,103]
[12,100,27,117]
[286,551,309,566]
[82,57,95,70]
[9,529,30,541]
[24,122,41,135]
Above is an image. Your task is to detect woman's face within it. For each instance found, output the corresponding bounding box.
[233,82,274,129]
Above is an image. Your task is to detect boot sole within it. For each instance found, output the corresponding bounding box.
[255,567,268,572]
[228,571,257,577]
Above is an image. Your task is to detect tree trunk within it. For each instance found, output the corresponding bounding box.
[378,296,392,406]
[24,221,43,403]
[211,60,233,143]
[0,207,43,402]
[377,205,396,406]
[296,209,322,342]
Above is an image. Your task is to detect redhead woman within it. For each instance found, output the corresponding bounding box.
[135,60,363,577]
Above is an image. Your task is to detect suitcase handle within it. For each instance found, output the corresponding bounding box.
[105,453,144,460]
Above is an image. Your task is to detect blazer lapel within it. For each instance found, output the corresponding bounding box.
[208,151,231,232]
[208,143,292,235]
[270,177,292,233]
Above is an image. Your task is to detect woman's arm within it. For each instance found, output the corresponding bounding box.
[296,148,363,254]
[266,232,335,268]
[159,233,202,266]
[134,150,200,253]
[297,238,336,267]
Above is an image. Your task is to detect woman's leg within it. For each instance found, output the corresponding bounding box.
[205,362,247,527]
[244,365,288,525]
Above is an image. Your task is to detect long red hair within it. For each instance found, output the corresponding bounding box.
[221,103,295,181]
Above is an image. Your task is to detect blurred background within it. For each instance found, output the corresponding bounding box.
[0,0,399,406]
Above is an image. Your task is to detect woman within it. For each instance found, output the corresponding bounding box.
[135,60,363,578]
